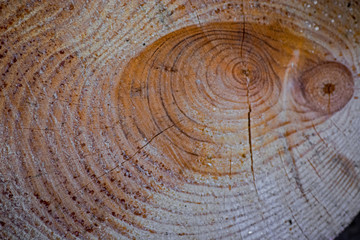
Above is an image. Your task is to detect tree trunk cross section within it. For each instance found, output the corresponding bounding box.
[0,1,359,239]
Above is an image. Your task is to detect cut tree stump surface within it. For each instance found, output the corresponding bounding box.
[0,0,359,239]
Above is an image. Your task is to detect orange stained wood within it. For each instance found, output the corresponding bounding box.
[116,22,354,177]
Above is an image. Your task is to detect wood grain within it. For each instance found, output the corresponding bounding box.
[1,0,359,239]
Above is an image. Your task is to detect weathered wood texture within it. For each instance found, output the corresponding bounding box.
[1,0,360,239]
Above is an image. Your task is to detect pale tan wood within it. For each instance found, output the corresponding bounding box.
[0,0,359,239]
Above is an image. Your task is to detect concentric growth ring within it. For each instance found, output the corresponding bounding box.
[116,21,354,179]
[1,1,358,237]
[116,23,285,177]
[297,62,354,115]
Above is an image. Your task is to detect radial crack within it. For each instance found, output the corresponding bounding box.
[245,74,269,239]
[72,123,178,194]
[240,15,245,58]
[246,77,258,197]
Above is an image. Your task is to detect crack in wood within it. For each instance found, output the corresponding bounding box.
[188,0,202,26]
[245,69,269,240]
[240,15,245,58]
[289,152,307,199]
[246,76,258,197]
[72,122,178,195]
[312,123,328,148]
[287,205,310,240]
